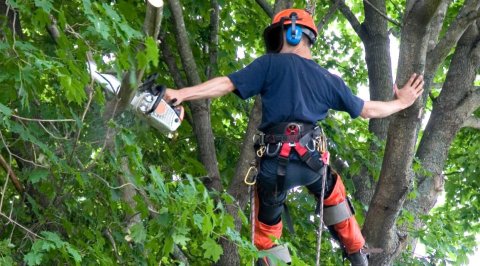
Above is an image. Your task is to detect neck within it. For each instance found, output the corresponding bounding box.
[280,43,312,59]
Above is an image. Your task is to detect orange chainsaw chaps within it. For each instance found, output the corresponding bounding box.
[254,190,283,250]
[324,172,365,254]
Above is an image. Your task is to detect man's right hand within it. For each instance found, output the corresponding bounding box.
[164,89,183,106]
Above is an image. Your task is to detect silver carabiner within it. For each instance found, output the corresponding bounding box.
[306,139,316,152]
[266,142,282,157]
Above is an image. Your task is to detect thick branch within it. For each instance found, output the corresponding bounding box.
[167,0,221,192]
[463,116,480,129]
[426,0,480,74]
[167,0,201,85]
[207,0,219,80]
[104,0,164,118]
[273,0,293,14]
[0,154,24,194]
[144,0,164,39]
[364,0,402,27]
[331,0,367,41]
[47,15,60,43]
[159,31,186,88]
[317,0,340,32]
[256,0,274,17]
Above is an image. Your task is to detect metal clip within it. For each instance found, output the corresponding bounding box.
[306,139,316,152]
[256,146,266,157]
[266,142,282,157]
[244,166,258,185]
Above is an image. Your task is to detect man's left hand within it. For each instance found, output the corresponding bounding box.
[394,73,425,108]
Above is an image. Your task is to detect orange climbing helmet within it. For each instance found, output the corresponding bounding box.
[264,8,318,53]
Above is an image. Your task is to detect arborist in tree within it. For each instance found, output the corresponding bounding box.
[164,8,424,266]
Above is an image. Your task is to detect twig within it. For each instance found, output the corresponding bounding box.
[0,164,9,212]
[11,114,75,123]
[0,154,24,195]
[0,130,47,168]
[38,122,69,140]
[89,172,139,191]
[70,85,95,161]
[0,211,42,239]
[102,98,121,151]
[103,228,122,262]
[364,0,402,28]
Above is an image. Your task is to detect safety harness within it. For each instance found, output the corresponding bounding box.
[257,122,326,189]
[244,122,357,265]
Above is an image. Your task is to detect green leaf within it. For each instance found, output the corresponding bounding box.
[129,223,147,244]
[172,232,190,246]
[145,37,159,67]
[28,169,49,184]
[41,231,64,248]
[136,52,148,70]
[66,245,82,263]
[201,238,223,261]
[0,103,12,116]
[24,251,43,266]
[34,0,53,12]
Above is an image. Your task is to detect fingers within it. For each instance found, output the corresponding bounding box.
[407,73,418,86]
[164,89,182,106]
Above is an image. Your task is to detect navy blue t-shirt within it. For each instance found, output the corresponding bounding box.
[228,53,364,130]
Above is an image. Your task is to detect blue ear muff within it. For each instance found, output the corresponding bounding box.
[286,25,303,46]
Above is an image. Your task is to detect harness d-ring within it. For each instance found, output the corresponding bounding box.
[266,142,282,156]
[306,139,316,152]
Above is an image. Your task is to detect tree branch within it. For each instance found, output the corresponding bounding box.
[166,0,201,85]
[105,0,164,118]
[364,0,402,27]
[206,0,219,80]
[47,14,60,43]
[159,31,186,88]
[144,0,164,39]
[256,0,274,17]
[0,211,40,239]
[167,0,222,192]
[273,0,293,14]
[0,153,24,195]
[463,116,480,129]
[426,0,480,73]
[331,0,366,40]
[317,0,340,32]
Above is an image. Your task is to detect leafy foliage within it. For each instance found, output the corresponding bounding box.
[0,0,478,265]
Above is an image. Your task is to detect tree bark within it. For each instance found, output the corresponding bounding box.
[167,0,222,192]
[406,18,480,253]
[363,1,442,265]
[0,0,24,39]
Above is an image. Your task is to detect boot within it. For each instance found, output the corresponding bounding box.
[346,250,368,266]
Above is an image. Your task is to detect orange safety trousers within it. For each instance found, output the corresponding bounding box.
[253,173,365,254]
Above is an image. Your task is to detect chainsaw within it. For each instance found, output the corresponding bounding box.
[88,61,184,133]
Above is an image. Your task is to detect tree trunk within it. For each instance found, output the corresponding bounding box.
[406,19,480,252]
[363,1,442,265]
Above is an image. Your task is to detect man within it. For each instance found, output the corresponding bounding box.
[164,8,424,266]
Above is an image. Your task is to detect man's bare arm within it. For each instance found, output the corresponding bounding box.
[163,77,235,105]
[360,73,424,119]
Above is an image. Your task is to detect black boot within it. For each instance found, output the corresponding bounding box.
[346,250,368,266]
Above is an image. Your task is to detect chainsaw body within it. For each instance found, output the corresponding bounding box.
[88,61,184,133]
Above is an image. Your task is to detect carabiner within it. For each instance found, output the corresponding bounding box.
[244,166,258,186]
[256,146,266,157]
[266,142,282,157]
